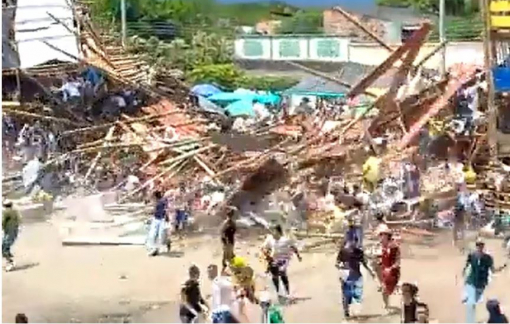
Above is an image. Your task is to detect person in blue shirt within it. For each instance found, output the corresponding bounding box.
[147,191,169,256]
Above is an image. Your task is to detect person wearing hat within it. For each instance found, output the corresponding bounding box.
[2,200,20,272]
[379,227,401,313]
[229,256,257,305]
[221,207,237,272]
[462,238,507,323]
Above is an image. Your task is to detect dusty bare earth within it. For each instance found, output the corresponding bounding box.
[3,222,510,323]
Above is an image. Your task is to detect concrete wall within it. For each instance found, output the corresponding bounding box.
[234,35,351,62]
[348,42,484,69]
[234,35,484,69]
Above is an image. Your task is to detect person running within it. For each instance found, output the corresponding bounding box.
[175,182,189,236]
[462,238,507,323]
[401,282,429,323]
[3,200,20,272]
[379,228,401,313]
[453,188,468,252]
[261,224,302,299]
[370,212,389,285]
[486,299,509,323]
[207,264,239,323]
[221,208,237,272]
[180,265,209,323]
[336,238,375,318]
[147,191,168,257]
[230,256,258,304]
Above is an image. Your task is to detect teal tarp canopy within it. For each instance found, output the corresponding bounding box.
[209,89,280,105]
[282,76,347,98]
[225,99,255,117]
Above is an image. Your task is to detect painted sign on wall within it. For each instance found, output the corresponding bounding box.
[234,35,350,62]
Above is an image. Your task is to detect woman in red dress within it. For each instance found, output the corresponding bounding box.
[380,229,401,312]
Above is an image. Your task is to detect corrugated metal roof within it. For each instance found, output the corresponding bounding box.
[14,0,81,69]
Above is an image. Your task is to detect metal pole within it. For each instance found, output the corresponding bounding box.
[480,0,497,160]
[439,0,446,76]
[120,0,127,47]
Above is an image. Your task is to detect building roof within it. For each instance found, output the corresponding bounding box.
[3,0,81,70]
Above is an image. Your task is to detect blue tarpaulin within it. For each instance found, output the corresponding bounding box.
[197,95,225,115]
[225,99,255,117]
[256,93,280,105]
[493,67,510,93]
[209,92,254,102]
[191,84,222,97]
[208,89,281,105]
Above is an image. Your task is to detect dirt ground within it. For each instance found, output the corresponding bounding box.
[2,222,510,323]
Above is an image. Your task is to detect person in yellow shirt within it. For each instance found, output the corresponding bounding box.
[230,256,258,304]
[363,154,381,193]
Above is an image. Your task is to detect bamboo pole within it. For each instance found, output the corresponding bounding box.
[159,145,217,166]
[84,126,116,181]
[119,158,188,203]
[47,12,116,69]
[2,101,21,107]
[61,110,185,136]
[414,41,448,69]
[2,108,82,126]
[41,40,177,100]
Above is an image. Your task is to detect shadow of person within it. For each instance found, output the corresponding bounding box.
[11,262,40,272]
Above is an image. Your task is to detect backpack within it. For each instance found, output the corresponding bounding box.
[268,305,284,323]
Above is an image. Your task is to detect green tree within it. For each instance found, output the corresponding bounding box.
[376,0,478,16]
[276,10,323,34]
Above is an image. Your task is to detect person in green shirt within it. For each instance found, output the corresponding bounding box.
[2,201,20,271]
[462,238,507,323]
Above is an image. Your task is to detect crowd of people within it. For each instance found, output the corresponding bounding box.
[130,170,509,323]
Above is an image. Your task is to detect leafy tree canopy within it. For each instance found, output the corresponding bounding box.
[376,0,478,16]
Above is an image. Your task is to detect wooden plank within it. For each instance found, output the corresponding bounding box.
[347,23,431,99]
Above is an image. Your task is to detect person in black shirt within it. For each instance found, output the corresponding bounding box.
[336,238,375,318]
[221,207,237,271]
[486,299,509,323]
[401,282,429,323]
[180,265,208,323]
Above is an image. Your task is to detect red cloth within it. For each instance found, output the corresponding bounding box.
[381,242,401,295]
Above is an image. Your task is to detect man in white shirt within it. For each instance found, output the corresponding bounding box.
[252,100,270,121]
[207,264,239,323]
[261,224,302,298]
[60,78,81,103]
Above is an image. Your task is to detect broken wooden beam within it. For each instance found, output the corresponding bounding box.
[348,23,431,99]
[2,108,82,126]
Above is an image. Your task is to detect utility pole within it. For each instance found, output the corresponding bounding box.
[480,0,497,161]
[439,0,446,76]
[120,0,127,47]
